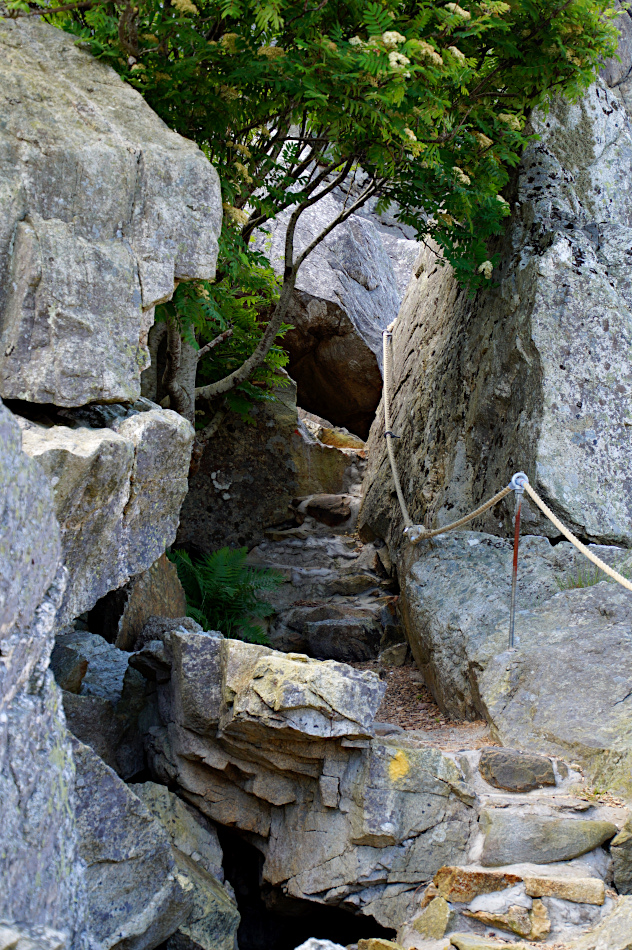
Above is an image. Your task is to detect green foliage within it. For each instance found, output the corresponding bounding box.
[168,546,285,643]
[158,229,292,421]
[48,0,620,288]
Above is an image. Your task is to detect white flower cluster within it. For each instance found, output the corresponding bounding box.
[453,165,471,185]
[448,45,466,64]
[382,30,407,48]
[445,3,471,19]
[478,260,493,279]
[403,128,417,141]
[389,50,410,69]
[498,112,521,131]
[416,40,443,67]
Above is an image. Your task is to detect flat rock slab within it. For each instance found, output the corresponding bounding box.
[477,583,632,798]
[480,810,618,866]
[524,874,605,905]
[433,866,522,903]
[479,748,556,792]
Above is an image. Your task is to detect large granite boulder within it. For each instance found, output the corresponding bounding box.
[0,399,84,935]
[396,530,626,720]
[360,67,632,548]
[258,192,418,438]
[177,376,361,553]
[73,740,191,949]
[141,625,477,929]
[16,401,193,623]
[0,16,221,407]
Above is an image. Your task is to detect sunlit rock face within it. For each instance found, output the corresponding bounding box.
[0,15,221,408]
[360,35,632,549]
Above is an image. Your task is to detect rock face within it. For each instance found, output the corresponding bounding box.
[259,192,418,438]
[0,399,83,935]
[478,582,632,799]
[0,16,221,407]
[133,783,240,950]
[177,376,363,553]
[397,530,595,719]
[360,66,632,548]
[142,625,476,929]
[73,739,191,950]
[16,401,193,624]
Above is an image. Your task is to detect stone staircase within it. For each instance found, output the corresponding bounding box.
[246,453,406,667]
[356,745,632,949]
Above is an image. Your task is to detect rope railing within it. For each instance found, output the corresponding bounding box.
[381,326,632,646]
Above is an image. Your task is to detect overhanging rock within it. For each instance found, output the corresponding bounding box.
[16,401,193,625]
[141,627,476,930]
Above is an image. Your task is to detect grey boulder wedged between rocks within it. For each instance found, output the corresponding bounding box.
[479,810,618,867]
[17,402,193,623]
[133,783,240,950]
[478,748,556,793]
[0,399,84,935]
[140,627,477,930]
[73,739,191,950]
[257,191,418,438]
[360,73,632,549]
[54,628,149,779]
[0,16,221,407]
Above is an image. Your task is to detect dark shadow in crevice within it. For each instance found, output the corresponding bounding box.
[218,827,394,950]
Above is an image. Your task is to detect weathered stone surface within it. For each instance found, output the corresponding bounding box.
[56,629,148,778]
[0,924,67,950]
[177,376,358,553]
[523,875,605,905]
[0,400,83,934]
[19,404,193,623]
[360,78,632,551]
[479,748,556,793]
[480,811,617,867]
[259,192,418,438]
[611,816,632,895]
[433,867,522,904]
[0,16,221,407]
[477,583,632,798]
[396,531,585,719]
[411,898,452,939]
[115,555,187,651]
[73,739,190,949]
[133,783,240,950]
[141,632,475,928]
[568,895,632,949]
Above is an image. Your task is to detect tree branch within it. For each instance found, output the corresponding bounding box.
[196,327,233,362]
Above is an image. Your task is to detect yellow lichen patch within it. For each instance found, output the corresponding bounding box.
[389,749,410,781]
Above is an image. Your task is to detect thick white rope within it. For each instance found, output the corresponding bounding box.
[523,480,632,593]
[383,323,413,529]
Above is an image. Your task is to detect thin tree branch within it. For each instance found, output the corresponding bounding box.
[196,327,233,362]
